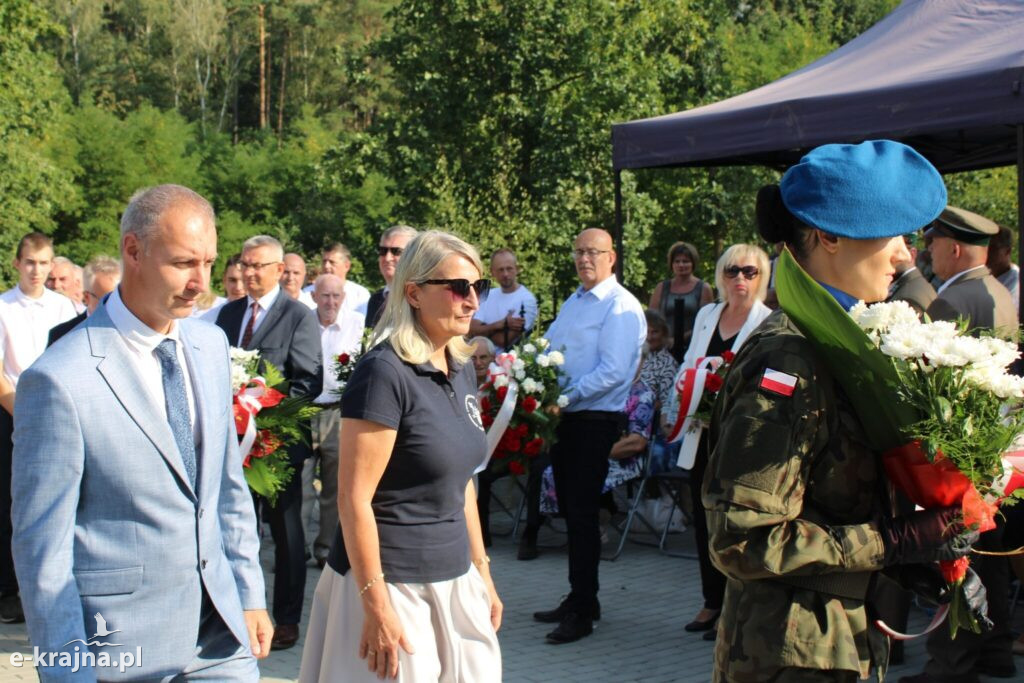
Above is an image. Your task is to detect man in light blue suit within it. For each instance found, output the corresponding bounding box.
[12,185,273,680]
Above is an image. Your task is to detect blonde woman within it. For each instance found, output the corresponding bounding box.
[300,231,502,682]
[665,243,772,639]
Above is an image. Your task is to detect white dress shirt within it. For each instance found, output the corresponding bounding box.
[238,285,282,346]
[0,285,78,387]
[105,287,199,442]
[545,275,646,412]
[315,309,366,404]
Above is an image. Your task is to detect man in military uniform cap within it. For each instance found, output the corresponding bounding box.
[903,206,1018,682]
[888,233,936,315]
[925,206,1017,337]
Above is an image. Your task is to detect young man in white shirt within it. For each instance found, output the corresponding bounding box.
[0,232,78,623]
[469,248,539,351]
[302,243,371,315]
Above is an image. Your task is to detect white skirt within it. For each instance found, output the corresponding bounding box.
[299,565,502,683]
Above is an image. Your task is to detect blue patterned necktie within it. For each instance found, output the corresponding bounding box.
[155,339,197,489]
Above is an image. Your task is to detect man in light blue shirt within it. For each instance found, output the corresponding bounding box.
[532,228,646,644]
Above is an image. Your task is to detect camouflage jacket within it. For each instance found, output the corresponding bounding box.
[703,309,889,681]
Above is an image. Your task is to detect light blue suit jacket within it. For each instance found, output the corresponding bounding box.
[11,306,265,681]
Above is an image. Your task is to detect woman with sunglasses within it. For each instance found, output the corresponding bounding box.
[704,142,984,682]
[664,243,771,640]
[300,231,502,682]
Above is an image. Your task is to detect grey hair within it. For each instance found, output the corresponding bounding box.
[380,224,418,243]
[372,230,482,365]
[120,184,215,246]
[241,235,284,261]
[51,256,74,269]
[72,264,83,286]
[469,336,496,355]
[83,255,122,291]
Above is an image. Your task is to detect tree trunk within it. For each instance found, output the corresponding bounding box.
[258,3,267,129]
[277,29,289,141]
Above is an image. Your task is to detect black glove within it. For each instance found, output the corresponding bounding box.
[880,507,978,566]
[957,567,994,633]
[894,563,952,606]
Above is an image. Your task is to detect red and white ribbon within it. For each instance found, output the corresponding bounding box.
[875,604,949,641]
[667,356,722,469]
[236,378,270,460]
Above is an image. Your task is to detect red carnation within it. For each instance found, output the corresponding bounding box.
[480,396,492,413]
[940,556,970,584]
[721,350,735,363]
[524,438,544,457]
[514,423,529,438]
[481,413,494,428]
[522,396,538,413]
[496,386,508,402]
[499,431,521,453]
[509,460,526,475]
[705,373,724,392]
[337,353,350,365]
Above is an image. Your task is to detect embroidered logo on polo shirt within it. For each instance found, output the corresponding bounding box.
[464,395,484,431]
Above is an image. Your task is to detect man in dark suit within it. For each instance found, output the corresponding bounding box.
[47,255,121,346]
[903,206,1018,683]
[364,224,417,328]
[215,235,322,651]
[887,234,936,316]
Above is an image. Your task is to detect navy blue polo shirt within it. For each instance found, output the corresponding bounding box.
[327,341,487,583]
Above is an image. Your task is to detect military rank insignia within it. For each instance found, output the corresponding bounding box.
[759,368,798,397]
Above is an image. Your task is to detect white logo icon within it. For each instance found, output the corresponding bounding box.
[64,613,123,648]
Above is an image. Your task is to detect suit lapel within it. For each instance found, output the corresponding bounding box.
[220,299,245,346]
[89,313,196,497]
[247,294,286,350]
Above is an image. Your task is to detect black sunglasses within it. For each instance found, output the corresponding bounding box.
[419,278,491,299]
[724,265,759,280]
[377,246,404,257]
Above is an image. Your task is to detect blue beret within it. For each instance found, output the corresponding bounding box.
[780,140,947,239]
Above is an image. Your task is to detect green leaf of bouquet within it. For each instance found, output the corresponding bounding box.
[244,460,278,500]
[774,248,918,450]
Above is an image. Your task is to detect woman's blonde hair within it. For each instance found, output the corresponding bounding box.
[714,243,770,305]
[371,230,484,365]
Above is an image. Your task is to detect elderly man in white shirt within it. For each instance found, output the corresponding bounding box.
[303,274,365,567]
[0,232,78,624]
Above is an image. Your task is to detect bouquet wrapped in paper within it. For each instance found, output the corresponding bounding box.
[775,248,1024,637]
[478,335,569,475]
[230,348,320,505]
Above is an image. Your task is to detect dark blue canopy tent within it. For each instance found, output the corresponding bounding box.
[610,0,1024,315]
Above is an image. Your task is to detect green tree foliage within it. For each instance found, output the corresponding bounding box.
[0,0,76,286]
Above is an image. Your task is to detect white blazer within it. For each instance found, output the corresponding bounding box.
[666,299,772,424]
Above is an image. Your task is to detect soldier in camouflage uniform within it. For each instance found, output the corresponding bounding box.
[703,141,988,682]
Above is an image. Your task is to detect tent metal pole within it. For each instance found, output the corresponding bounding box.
[1018,123,1024,323]
[614,169,624,280]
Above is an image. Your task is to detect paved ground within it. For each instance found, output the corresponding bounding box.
[1,478,1022,681]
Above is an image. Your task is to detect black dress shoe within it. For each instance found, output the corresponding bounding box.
[533,599,601,623]
[271,623,300,650]
[546,613,593,644]
[517,537,539,560]
[683,611,719,632]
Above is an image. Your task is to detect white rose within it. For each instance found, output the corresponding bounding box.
[547,350,565,366]
[493,374,509,388]
[515,369,526,380]
[557,394,570,408]
[521,378,539,394]
[512,358,525,372]
[523,343,537,354]
[536,354,551,367]
[536,338,550,349]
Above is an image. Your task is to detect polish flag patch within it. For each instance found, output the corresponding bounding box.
[760,369,798,397]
